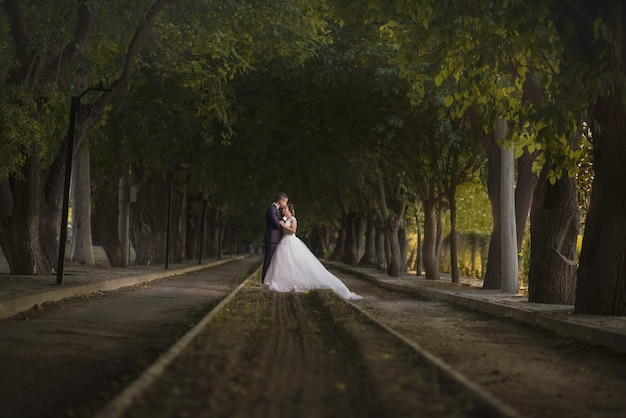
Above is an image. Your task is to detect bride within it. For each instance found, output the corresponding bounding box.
[264,203,362,300]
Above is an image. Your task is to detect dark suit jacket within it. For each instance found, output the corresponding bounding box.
[264,203,283,244]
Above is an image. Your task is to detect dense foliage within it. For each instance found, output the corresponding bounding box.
[2,0,625,314]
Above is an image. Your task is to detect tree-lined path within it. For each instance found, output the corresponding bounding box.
[2,1,626,315]
[2,257,625,418]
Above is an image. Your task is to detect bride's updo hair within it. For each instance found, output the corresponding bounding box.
[287,203,295,216]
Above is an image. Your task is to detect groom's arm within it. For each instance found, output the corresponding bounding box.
[266,206,281,229]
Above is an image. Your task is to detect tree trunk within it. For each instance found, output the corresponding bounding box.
[415,209,423,275]
[90,138,128,267]
[1,178,47,274]
[576,94,626,315]
[358,217,377,266]
[341,211,359,265]
[469,233,477,277]
[515,150,539,248]
[207,208,220,258]
[0,180,12,260]
[185,201,201,264]
[386,199,407,277]
[92,166,123,267]
[406,240,416,272]
[118,171,130,266]
[435,205,445,268]
[167,185,187,263]
[131,193,151,266]
[529,170,578,304]
[356,215,366,262]
[69,141,95,264]
[481,134,502,288]
[310,226,324,257]
[477,122,537,289]
[399,227,408,271]
[329,225,346,262]
[423,198,439,280]
[386,224,404,277]
[448,183,460,283]
[375,225,387,270]
[0,135,65,276]
[0,142,55,275]
[501,133,519,294]
[153,178,169,264]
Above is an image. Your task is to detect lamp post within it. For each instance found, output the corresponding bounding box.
[57,86,111,285]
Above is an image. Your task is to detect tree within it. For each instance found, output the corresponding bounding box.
[369,0,581,302]
[0,0,166,275]
[0,0,333,273]
[440,120,485,283]
[548,1,626,315]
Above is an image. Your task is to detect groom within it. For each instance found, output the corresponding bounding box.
[262,192,289,282]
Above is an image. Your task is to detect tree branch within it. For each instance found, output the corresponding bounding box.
[77,0,168,149]
[48,2,94,82]
[96,0,167,109]
[4,0,35,83]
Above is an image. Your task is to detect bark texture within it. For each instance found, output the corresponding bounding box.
[69,142,95,264]
[576,93,626,315]
[529,171,578,304]
[549,1,626,315]
[422,198,439,280]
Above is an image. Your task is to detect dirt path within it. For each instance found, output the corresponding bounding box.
[120,287,511,418]
[2,258,626,418]
[338,272,626,418]
[0,258,259,418]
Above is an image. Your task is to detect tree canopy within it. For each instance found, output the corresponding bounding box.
[2,0,625,315]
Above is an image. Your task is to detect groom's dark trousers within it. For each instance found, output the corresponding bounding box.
[262,203,282,282]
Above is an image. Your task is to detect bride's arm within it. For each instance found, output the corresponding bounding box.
[280,218,297,234]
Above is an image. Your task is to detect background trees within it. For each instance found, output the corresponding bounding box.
[2,0,625,315]
[0,0,167,274]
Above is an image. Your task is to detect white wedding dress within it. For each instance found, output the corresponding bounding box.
[265,216,362,300]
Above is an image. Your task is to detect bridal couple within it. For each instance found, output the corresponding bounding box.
[262,192,362,300]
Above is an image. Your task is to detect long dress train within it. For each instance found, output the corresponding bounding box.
[265,217,362,300]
